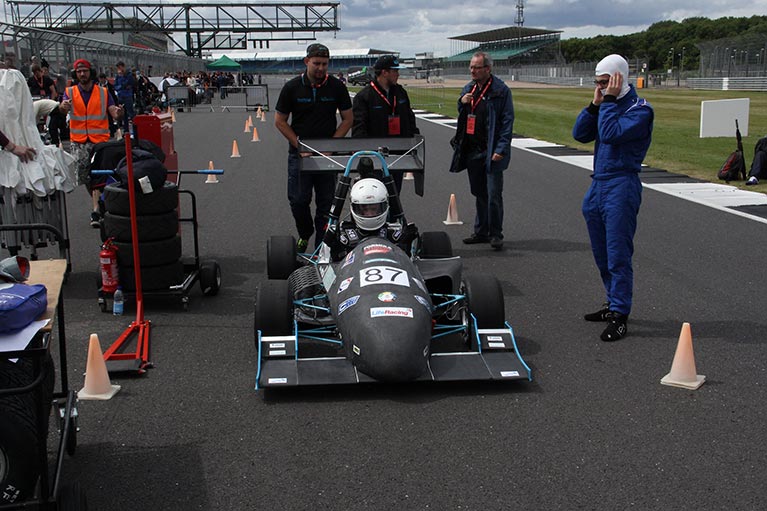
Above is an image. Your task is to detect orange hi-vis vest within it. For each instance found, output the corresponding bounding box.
[67,85,111,144]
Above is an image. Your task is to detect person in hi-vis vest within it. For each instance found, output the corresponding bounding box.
[59,59,124,228]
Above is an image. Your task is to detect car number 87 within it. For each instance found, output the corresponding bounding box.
[359,266,410,287]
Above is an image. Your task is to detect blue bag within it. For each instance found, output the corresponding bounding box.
[0,283,48,333]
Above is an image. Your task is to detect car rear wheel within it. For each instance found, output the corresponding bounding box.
[420,231,453,258]
[462,274,505,349]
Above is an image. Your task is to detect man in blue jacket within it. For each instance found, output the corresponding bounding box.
[114,61,136,122]
[450,52,514,250]
[573,54,654,342]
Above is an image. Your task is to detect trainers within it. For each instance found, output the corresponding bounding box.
[89,211,101,228]
[462,234,490,244]
[600,312,628,342]
[490,237,504,250]
[584,303,611,322]
[746,176,758,186]
[296,238,309,252]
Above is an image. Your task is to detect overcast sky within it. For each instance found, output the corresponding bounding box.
[257,0,767,58]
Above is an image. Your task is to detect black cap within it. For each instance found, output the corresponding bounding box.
[373,55,401,71]
[306,43,330,58]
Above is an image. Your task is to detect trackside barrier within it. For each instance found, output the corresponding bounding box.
[165,85,269,112]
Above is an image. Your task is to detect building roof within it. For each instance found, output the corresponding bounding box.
[450,26,561,43]
[250,48,397,60]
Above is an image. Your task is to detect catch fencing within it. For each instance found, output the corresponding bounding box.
[166,85,269,112]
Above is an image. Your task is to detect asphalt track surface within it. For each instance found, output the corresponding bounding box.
[47,94,767,510]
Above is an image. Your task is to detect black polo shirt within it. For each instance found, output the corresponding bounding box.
[275,73,352,139]
[28,74,56,98]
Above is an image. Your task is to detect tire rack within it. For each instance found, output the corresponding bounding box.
[0,224,80,510]
[97,170,222,314]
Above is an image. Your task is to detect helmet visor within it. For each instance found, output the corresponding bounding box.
[352,202,386,218]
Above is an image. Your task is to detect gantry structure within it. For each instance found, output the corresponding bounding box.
[7,1,340,57]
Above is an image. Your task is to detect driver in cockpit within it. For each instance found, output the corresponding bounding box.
[325,177,417,261]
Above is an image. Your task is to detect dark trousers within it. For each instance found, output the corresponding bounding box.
[581,174,642,316]
[466,149,504,239]
[287,151,336,248]
[47,108,67,145]
[118,94,134,120]
[748,150,767,180]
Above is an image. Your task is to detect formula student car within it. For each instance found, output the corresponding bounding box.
[254,138,531,389]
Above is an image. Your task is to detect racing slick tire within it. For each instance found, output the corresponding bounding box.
[254,280,293,344]
[103,211,178,243]
[462,274,505,349]
[419,231,453,258]
[103,181,179,216]
[119,260,185,292]
[0,355,55,505]
[267,236,297,280]
[199,261,222,296]
[114,235,182,267]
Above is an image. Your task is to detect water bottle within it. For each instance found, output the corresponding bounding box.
[113,286,124,316]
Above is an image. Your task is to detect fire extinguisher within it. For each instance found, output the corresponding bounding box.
[100,237,120,294]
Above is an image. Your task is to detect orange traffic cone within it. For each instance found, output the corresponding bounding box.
[443,193,463,225]
[256,106,263,118]
[78,334,121,400]
[260,109,266,122]
[661,322,705,390]
[248,114,254,126]
[251,126,260,142]
[171,109,176,123]
[403,172,415,181]
[244,118,251,132]
[205,160,219,184]
[230,140,241,158]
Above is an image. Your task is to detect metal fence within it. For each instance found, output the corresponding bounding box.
[687,77,767,91]
[166,85,269,111]
[0,21,203,81]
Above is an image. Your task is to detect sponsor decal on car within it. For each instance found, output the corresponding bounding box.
[340,234,348,245]
[338,295,360,315]
[347,230,359,241]
[363,243,392,256]
[360,266,410,287]
[392,228,402,241]
[488,335,503,341]
[364,257,397,265]
[500,371,520,378]
[353,345,361,355]
[378,291,397,302]
[414,295,432,311]
[370,307,414,318]
[337,277,353,293]
[341,251,355,268]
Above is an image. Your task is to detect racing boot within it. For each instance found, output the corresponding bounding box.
[600,312,628,342]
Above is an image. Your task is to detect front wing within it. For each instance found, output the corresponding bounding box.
[255,323,531,389]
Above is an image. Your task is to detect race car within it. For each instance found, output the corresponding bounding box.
[254,141,531,389]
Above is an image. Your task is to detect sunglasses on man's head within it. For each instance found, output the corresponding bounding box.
[594,79,610,86]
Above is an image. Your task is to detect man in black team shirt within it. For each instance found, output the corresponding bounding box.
[274,43,353,252]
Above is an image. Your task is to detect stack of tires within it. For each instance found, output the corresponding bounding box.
[0,352,55,506]
[102,181,184,292]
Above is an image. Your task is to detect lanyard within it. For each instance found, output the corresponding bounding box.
[304,73,329,102]
[370,82,396,115]
[469,77,493,114]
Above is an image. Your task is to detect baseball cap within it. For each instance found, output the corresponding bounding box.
[373,55,401,71]
[73,59,91,70]
[306,43,330,58]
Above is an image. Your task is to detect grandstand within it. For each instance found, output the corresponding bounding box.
[445,26,563,72]
[238,48,398,74]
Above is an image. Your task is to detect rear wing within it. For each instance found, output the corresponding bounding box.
[298,135,426,196]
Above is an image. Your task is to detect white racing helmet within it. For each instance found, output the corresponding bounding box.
[350,178,389,231]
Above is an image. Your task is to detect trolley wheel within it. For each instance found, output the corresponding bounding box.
[267,235,297,280]
[254,280,293,346]
[420,231,453,258]
[199,261,221,296]
[461,274,505,349]
[56,481,88,510]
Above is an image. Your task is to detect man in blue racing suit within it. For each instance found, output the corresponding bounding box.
[325,178,417,261]
[572,54,654,342]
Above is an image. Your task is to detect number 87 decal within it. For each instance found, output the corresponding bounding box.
[359,266,410,287]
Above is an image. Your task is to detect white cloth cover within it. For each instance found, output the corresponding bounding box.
[0,69,76,197]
